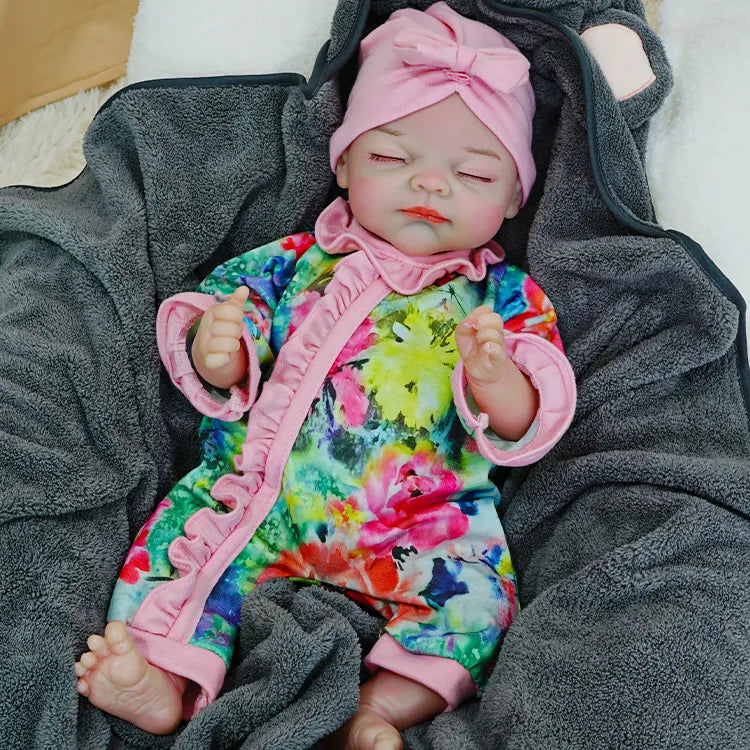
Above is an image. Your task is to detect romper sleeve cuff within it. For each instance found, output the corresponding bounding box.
[452,332,577,466]
[156,292,260,421]
[363,634,476,712]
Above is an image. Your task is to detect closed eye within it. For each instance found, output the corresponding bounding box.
[458,172,494,183]
[369,154,406,164]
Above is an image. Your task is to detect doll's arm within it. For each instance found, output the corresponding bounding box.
[157,232,316,420]
[158,290,260,421]
[455,305,538,440]
[452,266,576,466]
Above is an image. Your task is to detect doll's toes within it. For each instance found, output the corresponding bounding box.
[75,651,97,686]
[74,660,89,678]
[78,650,99,672]
[86,634,110,658]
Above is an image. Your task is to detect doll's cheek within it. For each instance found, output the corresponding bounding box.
[463,200,508,235]
[348,178,390,225]
[346,175,381,203]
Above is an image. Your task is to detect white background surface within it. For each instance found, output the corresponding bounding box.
[127,0,340,82]
[646,0,750,333]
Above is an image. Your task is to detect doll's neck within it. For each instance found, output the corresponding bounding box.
[314,197,504,295]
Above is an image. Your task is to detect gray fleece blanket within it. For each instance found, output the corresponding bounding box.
[1,0,749,748]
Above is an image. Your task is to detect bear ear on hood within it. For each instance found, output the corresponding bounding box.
[581,24,656,102]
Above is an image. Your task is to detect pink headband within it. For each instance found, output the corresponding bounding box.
[329,2,537,204]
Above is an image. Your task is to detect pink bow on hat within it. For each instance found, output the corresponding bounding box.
[393,28,531,93]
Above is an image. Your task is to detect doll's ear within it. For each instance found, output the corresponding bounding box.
[335,150,349,189]
[504,180,523,219]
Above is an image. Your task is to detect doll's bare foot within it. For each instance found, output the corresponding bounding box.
[75,621,186,734]
[326,669,446,749]
[327,705,402,750]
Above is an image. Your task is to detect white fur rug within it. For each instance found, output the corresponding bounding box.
[0,78,124,189]
[1,0,747,338]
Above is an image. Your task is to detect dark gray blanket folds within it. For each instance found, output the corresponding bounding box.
[1,1,748,748]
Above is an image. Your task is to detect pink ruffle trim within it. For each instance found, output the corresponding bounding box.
[213,250,384,500]
[315,197,503,295]
[452,331,577,466]
[131,252,389,644]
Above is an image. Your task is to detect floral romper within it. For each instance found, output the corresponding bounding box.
[108,198,576,717]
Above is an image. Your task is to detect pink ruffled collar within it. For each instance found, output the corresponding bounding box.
[314,197,504,295]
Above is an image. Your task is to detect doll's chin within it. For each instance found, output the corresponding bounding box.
[388,225,457,256]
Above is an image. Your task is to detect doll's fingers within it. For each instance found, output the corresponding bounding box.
[461,304,494,328]
[213,303,245,323]
[484,340,504,355]
[483,341,508,369]
[454,320,479,360]
[475,327,504,347]
[203,352,231,369]
[210,320,243,339]
[469,304,494,318]
[227,286,250,308]
[475,311,504,332]
[464,356,498,385]
[206,336,241,354]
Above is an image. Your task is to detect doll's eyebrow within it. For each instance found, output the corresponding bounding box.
[375,126,404,136]
[465,146,502,161]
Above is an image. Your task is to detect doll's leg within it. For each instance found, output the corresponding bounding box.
[77,478,296,730]
[327,669,446,750]
[76,454,227,731]
[324,502,518,748]
[106,418,251,629]
[373,530,518,691]
[78,417,297,729]
[76,454,234,730]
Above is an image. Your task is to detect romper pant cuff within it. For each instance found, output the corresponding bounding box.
[363,634,476,711]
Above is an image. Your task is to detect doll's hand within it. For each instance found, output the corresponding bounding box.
[455,305,511,386]
[455,305,539,441]
[192,286,250,388]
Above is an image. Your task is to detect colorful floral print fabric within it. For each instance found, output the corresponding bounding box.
[109,229,564,691]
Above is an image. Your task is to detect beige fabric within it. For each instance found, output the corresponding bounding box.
[0,0,137,126]
[643,0,662,30]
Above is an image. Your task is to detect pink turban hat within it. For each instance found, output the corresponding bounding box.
[329,1,537,204]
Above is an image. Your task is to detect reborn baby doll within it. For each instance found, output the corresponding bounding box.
[75,4,576,748]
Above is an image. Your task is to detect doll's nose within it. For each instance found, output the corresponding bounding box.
[409,169,450,196]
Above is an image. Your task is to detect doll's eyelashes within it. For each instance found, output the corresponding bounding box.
[457,172,494,183]
[369,154,493,183]
[369,154,406,163]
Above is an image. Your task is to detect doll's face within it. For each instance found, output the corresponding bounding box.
[336,94,523,257]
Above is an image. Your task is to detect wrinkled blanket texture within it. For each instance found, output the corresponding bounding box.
[0,0,748,748]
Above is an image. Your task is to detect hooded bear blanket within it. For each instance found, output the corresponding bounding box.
[0,1,748,748]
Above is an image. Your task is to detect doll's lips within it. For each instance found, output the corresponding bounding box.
[401,206,449,223]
